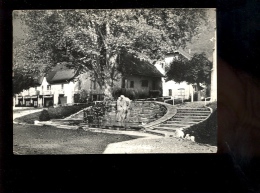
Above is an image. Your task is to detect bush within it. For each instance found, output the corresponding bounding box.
[183,109,217,146]
[149,90,161,98]
[15,104,90,124]
[125,89,138,100]
[138,89,149,99]
[39,109,50,121]
[79,89,89,103]
[112,87,124,99]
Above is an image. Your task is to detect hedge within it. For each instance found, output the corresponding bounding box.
[14,104,90,124]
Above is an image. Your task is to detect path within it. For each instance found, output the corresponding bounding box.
[103,136,217,153]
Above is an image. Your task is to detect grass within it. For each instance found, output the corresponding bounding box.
[183,101,217,146]
[13,124,138,154]
[14,104,90,124]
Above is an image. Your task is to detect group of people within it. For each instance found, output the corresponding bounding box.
[116,95,131,123]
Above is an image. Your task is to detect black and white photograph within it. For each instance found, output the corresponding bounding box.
[13,8,217,154]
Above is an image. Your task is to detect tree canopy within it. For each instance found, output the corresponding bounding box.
[166,52,212,87]
[13,9,208,96]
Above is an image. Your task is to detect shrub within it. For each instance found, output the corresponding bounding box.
[112,87,124,99]
[79,89,89,103]
[149,90,161,98]
[138,89,149,99]
[125,89,137,100]
[39,109,50,121]
[15,104,90,124]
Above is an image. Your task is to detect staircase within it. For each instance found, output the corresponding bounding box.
[146,107,211,136]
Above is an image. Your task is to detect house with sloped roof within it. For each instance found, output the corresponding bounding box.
[154,50,194,101]
[115,52,164,99]
[14,53,164,106]
[14,62,86,107]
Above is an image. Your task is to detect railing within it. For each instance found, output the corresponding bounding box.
[204,97,211,106]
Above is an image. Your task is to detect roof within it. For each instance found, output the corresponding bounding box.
[46,62,78,84]
[165,49,192,60]
[119,53,164,77]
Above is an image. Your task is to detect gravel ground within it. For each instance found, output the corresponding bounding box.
[13,124,139,154]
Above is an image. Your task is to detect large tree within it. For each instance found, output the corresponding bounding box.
[166,52,212,91]
[13,9,208,97]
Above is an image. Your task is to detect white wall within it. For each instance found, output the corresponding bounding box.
[154,57,191,99]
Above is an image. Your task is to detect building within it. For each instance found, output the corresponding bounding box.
[14,62,86,107]
[155,50,194,100]
[14,54,164,106]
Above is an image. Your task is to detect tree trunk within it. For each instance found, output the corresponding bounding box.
[103,81,113,99]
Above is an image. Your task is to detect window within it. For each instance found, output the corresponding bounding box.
[169,89,172,96]
[141,80,148,87]
[47,85,51,90]
[178,88,185,98]
[130,81,134,88]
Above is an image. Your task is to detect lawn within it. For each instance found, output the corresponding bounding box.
[14,104,90,124]
[183,101,217,146]
[13,124,139,154]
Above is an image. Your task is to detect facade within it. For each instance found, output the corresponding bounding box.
[14,62,87,107]
[155,50,193,100]
[14,55,163,106]
[112,53,163,99]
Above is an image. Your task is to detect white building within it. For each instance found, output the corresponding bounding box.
[155,50,193,100]
[14,62,91,107]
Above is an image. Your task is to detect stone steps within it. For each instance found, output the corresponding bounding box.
[147,107,211,137]
[175,113,210,116]
[172,115,208,119]
[166,120,200,124]
[159,123,190,127]
[177,109,210,112]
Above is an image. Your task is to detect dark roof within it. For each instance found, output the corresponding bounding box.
[119,53,164,77]
[46,62,78,84]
